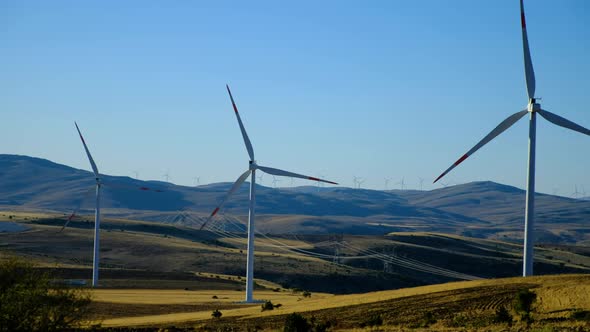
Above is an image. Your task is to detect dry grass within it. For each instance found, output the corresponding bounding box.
[88,274,590,330]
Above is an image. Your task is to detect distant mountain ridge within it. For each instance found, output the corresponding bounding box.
[1,154,589,243]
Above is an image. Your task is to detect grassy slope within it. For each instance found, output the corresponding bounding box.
[90,274,590,330]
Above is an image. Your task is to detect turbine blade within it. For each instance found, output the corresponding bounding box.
[434,110,528,183]
[538,109,590,136]
[60,186,95,232]
[226,85,255,161]
[257,165,338,185]
[200,170,251,230]
[74,122,100,178]
[520,0,536,99]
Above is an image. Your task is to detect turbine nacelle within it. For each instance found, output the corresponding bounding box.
[249,160,258,170]
[528,99,541,113]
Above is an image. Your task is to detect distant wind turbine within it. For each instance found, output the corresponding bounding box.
[163,171,171,183]
[434,0,590,277]
[271,176,280,188]
[572,185,581,199]
[199,85,337,302]
[353,176,364,189]
[193,176,200,186]
[396,177,405,190]
[418,177,425,191]
[257,172,264,185]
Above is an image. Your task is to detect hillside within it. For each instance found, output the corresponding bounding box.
[2,212,590,330]
[1,154,590,244]
[79,275,590,330]
[2,213,589,293]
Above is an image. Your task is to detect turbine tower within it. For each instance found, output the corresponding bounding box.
[434,0,590,277]
[200,85,337,302]
[74,122,102,288]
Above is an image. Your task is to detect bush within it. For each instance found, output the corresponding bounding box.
[0,257,92,331]
[418,312,436,328]
[302,291,311,298]
[494,306,513,325]
[570,310,590,321]
[211,309,222,319]
[282,313,333,332]
[359,314,383,327]
[283,313,310,332]
[261,301,274,312]
[513,288,536,322]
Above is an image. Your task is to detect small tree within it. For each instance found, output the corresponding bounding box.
[211,309,222,319]
[261,301,274,312]
[0,257,92,331]
[513,289,536,323]
[302,291,311,298]
[283,313,310,332]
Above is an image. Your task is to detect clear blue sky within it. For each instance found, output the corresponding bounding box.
[2,1,589,195]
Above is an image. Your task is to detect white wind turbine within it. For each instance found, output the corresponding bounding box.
[74,122,102,288]
[434,0,590,277]
[572,185,581,199]
[396,177,405,190]
[271,176,281,188]
[200,85,337,302]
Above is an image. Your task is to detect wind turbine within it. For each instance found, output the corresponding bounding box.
[572,185,581,199]
[352,176,364,189]
[257,172,264,185]
[74,122,102,288]
[271,176,280,188]
[163,170,171,182]
[200,85,337,302]
[418,177,425,191]
[434,0,590,277]
[396,177,405,190]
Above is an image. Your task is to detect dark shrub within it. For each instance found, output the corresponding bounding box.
[513,288,536,322]
[494,306,512,325]
[211,309,222,319]
[261,301,274,312]
[283,313,310,332]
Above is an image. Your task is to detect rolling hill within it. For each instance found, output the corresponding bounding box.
[1,154,589,244]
